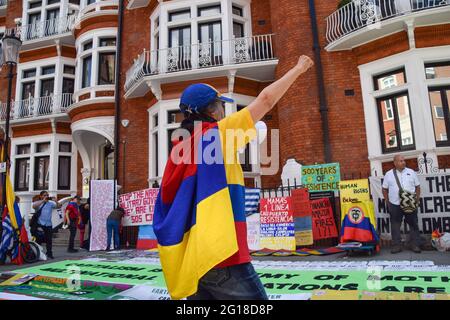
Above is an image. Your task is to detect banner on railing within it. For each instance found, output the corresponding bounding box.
[291,189,313,246]
[311,198,338,240]
[302,163,341,193]
[370,173,450,239]
[259,197,295,251]
[118,188,158,227]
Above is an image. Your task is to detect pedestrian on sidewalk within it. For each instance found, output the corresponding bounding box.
[106,206,125,251]
[32,191,68,259]
[382,155,422,254]
[65,195,81,253]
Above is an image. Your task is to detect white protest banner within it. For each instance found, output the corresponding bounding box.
[370,174,450,240]
[119,188,159,226]
[90,180,116,251]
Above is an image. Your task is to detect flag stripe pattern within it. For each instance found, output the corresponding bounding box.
[154,108,257,300]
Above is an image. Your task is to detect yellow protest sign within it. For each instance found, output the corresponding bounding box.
[339,179,370,204]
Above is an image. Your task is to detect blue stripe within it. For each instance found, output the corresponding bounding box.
[228,184,246,222]
[153,175,198,246]
[294,216,312,230]
[196,127,228,204]
[138,225,157,240]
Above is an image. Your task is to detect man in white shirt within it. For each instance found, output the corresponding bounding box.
[382,155,421,254]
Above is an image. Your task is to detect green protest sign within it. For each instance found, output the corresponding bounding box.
[301,163,341,192]
[0,276,132,300]
[13,261,450,298]
[15,261,166,287]
[258,269,450,294]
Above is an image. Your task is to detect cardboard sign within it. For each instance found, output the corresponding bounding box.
[339,179,370,204]
[311,198,338,240]
[259,197,295,251]
[291,188,312,217]
[302,163,341,192]
[119,188,159,227]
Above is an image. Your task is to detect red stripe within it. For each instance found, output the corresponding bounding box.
[136,239,158,250]
[341,227,374,242]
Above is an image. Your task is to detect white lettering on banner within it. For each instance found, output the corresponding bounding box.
[370,174,450,240]
[119,188,159,227]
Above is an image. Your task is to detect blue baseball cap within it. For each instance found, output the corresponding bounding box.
[179,83,234,114]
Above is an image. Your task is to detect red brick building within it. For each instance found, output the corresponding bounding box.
[1,0,450,218]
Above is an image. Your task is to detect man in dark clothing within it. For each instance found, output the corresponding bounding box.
[65,196,81,253]
[79,198,90,249]
[106,207,125,251]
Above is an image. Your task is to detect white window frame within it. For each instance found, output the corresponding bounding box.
[150,0,252,54]
[359,46,450,175]
[15,57,76,111]
[16,57,77,97]
[22,0,73,27]
[11,134,78,194]
[383,99,394,121]
[74,28,117,98]
[147,93,261,186]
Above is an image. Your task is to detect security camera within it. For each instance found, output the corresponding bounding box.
[121,119,130,128]
[14,18,22,26]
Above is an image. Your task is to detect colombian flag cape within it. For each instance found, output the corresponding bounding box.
[154,108,256,300]
[0,164,28,265]
[340,201,380,248]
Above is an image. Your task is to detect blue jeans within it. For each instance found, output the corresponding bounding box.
[187,263,268,300]
[106,219,120,249]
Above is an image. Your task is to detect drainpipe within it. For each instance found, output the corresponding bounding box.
[113,0,124,206]
[308,0,332,163]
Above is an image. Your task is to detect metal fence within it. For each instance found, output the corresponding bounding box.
[326,0,450,44]
[125,33,276,92]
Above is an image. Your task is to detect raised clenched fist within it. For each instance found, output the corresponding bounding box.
[296,55,314,74]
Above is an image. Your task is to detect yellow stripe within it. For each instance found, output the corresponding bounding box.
[6,175,18,229]
[217,108,256,185]
[158,187,238,300]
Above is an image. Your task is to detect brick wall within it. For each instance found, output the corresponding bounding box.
[117,3,156,193]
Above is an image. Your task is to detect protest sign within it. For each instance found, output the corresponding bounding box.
[291,188,311,217]
[291,188,313,246]
[339,179,370,204]
[311,198,338,240]
[302,163,341,193]
[370,174,450,239]
[259,197,295,251]
[119,188,158,227]
[90,180,116,251]
[11,260,450,299]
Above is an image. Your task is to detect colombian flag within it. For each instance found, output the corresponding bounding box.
[154,108,256,300]
[0,162,27,265]
[340,201,379,246]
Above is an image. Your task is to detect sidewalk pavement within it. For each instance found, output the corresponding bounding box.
[0,245,449,273]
